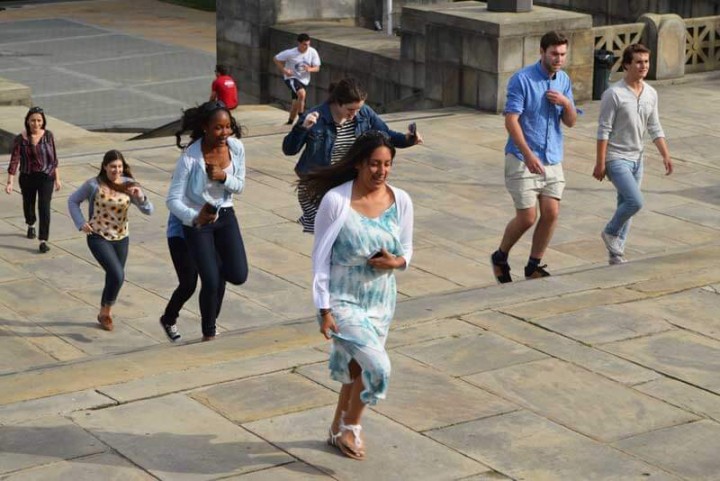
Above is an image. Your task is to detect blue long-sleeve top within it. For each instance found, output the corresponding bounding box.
[166,137,245,226]
[67,176,154,230]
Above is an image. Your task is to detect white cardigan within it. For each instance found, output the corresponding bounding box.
[312,180,414,309]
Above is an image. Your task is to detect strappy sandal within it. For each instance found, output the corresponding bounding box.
[327,411,346,448]
[337,423,365,461]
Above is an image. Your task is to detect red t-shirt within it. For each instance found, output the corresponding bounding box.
[212,75,238,109]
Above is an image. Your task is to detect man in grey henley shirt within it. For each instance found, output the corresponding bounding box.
[594,43,673,265]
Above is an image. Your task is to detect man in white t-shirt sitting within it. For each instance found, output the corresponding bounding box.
[273,33,321,125]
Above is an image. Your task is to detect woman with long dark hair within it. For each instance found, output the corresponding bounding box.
[68,150,153,331]
[283,77,422,233]
[300,131,414,460]
[166,100,248,341]
[5,106,61,253]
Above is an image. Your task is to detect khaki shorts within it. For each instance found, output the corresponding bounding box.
[504,153,565,209]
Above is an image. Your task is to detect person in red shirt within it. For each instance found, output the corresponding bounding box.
[210,64,238,109]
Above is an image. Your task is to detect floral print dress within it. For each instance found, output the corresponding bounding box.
[327,203,404,405]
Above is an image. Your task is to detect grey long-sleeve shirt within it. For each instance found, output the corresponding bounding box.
[597,79,665,162]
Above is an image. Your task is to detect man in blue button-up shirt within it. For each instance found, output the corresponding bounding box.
[491,31,577,284]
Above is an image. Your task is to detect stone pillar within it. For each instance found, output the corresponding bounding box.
[639,13,686,80]
[402,2,592,112]
[487,0,532,13]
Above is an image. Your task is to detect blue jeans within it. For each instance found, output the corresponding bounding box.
[604,160,644,251]
[87,234,129,306]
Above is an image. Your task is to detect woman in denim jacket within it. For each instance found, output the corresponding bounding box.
[166,100,248,341]
[282,77,422,233]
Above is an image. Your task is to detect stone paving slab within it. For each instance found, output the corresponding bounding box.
[464,358,696,442]
[427,410,682,481]
[613,420,720,481]
[0,452,157,481]
[297,354,517,432]
[635,378,720,423]
[223,462,333,480]
[397,331,547,377]
[0,416,105,475]
[191,372,336,424]
[99,347,325,404]
[72,394,293,481]
[0,389,114,426]
[245,406,489,481]
[533,304,675,345]
[604,331,720,393]
[463,310,661,386]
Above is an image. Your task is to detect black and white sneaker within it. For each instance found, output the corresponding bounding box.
[159,317,181,342]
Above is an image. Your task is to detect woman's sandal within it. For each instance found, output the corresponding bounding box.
[97,313,113,331]
[337,423,365,461]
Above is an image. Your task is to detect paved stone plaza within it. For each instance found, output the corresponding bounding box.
[1,1,720,480]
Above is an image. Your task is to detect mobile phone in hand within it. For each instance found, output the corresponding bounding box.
[408,122,417,137]
[369,250,383,259]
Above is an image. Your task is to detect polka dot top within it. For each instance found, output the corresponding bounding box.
[89,185,131,240]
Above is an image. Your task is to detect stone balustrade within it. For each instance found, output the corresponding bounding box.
[685,16,720,73]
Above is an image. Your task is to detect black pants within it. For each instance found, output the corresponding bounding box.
[161,236,226,326]
[87,234,129,306]
[19,172,54,241]
[182,207,248,336]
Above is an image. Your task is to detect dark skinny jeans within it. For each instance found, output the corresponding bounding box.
[87,234,129,306]
[19,172,54,241]
[161,236,226,326]
[182,207,248,337]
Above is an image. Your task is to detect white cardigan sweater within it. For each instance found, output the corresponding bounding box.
[312,180,414,309]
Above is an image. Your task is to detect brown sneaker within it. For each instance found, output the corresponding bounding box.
[97,313,114,331]
[525,264,550,280]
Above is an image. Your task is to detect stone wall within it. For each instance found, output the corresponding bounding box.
[216,0,356,102]
[401,2,593,112]
[535,0,720,25]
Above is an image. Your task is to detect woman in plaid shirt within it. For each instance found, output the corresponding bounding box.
[5,106,61,253]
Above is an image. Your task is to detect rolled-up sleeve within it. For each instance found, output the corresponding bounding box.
[503,74,525,115]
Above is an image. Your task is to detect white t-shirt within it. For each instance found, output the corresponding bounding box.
[274,46,321,86]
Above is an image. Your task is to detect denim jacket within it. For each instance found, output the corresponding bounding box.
[282,102,411,174]
[166,137,245,226]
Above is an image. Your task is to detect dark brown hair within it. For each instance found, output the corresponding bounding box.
[297,131,395,205]
[540,31,568,51]
[24,106,47,137]
[621,43,651,67]
[327,77,368,106]
[96,149,138,194]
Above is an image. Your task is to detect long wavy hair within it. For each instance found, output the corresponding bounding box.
[96,149,138,194]
[297,131,395,205]
[175,100,243,149]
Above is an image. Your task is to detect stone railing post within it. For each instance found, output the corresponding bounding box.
[638,13,685,80]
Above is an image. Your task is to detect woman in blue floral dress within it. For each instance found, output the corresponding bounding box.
[299,131,414,460]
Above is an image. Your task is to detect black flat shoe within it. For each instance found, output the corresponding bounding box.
[27,226,36,239]
[39,242,50,253]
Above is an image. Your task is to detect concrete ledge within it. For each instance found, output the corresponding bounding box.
[0,77,32,108]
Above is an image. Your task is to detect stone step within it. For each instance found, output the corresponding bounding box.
[1,240,719,411]
[0,77,31,108]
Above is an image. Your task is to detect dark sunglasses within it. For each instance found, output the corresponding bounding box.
[28,106,44,114]
[203,100,226,114]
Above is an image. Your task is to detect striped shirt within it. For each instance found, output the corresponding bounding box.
[8,130,58,177]
[330,118,357,164]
